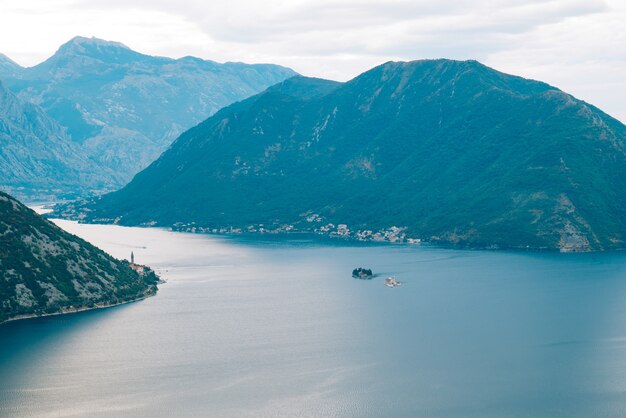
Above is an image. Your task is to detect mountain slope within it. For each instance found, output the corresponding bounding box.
[0,191,158,324]
[0,36,297,186]
[0,80,115,201]
[59,60,626,251]
[0,53,22,78]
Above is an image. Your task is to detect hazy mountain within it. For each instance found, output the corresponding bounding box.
[55,60,626,251]
[0,80,115,202]
[0,36,297,186]
[0,53,22,78]
[0,191,158,324]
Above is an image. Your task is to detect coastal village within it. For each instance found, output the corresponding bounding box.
[56,201,422,245]
[169,212,423,244]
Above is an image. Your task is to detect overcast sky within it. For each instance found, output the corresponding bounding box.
[0,0,624,122]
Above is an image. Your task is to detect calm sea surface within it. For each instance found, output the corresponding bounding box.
[2,220,626,417]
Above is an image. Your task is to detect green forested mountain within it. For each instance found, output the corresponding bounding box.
[0,81,115,201]
[0,36,296,189]
[0,191,158,324]
[59,59,626,251]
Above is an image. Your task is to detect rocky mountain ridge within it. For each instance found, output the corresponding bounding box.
[0,36,297,193]
[53,59,626,251]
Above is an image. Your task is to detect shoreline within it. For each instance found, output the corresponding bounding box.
[101,223,623,254]
[48,215,625,254]
[1,290,157,327]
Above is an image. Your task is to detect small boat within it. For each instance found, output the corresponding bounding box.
[384,277,401,288]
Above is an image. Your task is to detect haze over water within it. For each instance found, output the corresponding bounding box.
[2,220,626,417]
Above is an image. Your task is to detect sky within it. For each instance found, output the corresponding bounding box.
[0,0,624,122]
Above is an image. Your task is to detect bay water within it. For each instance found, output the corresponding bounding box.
[2,220,626,416]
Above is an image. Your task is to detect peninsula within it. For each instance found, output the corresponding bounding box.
[0,191,159,325]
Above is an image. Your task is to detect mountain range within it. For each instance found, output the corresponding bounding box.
[58,59,626,251]
[0,80,115,202]
[0,191,158,324]
[0,36,296,196]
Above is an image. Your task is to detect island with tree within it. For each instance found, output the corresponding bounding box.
[352,268,373,280]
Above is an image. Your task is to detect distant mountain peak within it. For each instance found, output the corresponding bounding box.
[53,36,136,62]
[371,58,488,77]
[63,35,130,50]
[0,37,297,194]
[350,58,555,98]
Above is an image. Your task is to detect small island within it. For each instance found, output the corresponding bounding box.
[352,267,373,280]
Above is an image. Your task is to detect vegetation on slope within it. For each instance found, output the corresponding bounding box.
[56,60,626,251]
[0,191,158,324]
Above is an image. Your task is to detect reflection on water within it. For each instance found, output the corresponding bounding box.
[2,221,626,417]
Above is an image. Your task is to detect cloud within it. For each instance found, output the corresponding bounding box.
[0,0,624,122]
